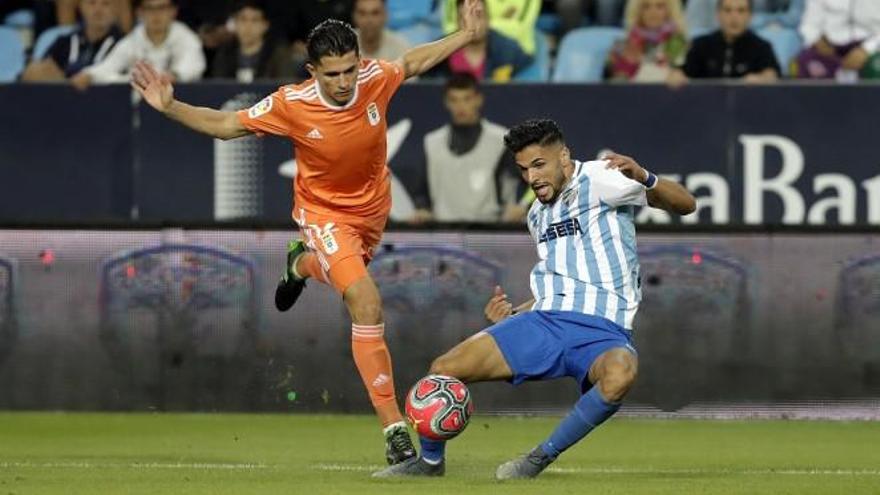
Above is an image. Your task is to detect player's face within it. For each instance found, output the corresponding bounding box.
[444,87,483,125]
[79,0,115,31]
[717,0,751,39]
[309,51,360,106]
[235,7,268,47]
[138,0,177,34]
[639,0,670,30]
[515,142,573,204]
[353,0,386,41]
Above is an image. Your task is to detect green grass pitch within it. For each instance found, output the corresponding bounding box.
[0,413,877,494]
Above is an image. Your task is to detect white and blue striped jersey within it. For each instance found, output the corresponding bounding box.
[527,159,648,330]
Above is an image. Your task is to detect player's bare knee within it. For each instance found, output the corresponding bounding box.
[344,283,384,324]
[428,354,459,378]
[598,351,638,401]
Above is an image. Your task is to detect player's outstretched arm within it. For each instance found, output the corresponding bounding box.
[603,152,696,216]
[394,0,486,79]
[131,61,250,141]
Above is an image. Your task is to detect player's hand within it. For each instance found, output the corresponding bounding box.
[484,285,513,324]
[131,60,174,113]
[501,204,527,223]
[842,46,869,71]
[459,0,487,42]
[410,209,433,225]
[602,152,648,184]
[814,37,836,57]
[666,68,688,89]
[70,71,92,91]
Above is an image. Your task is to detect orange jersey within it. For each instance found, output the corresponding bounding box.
[237,59,405,217]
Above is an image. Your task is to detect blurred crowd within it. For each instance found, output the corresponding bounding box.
[1,0,878,225]
[1,0,879,86]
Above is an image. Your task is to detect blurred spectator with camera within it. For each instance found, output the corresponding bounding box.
[668,0,779,85]
[606,0,688,81]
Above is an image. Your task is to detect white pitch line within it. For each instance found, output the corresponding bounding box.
[0,461,269,470]
[311,464,880,477]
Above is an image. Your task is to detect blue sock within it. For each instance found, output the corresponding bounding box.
[540,386,621,459]
[419,437,446,464]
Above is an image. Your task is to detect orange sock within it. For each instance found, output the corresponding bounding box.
[351,323,404,427]
[294,252,328,284]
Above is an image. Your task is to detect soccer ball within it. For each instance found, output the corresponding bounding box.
[405,374,474,441]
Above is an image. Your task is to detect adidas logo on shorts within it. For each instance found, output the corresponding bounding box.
[306,128,324,139]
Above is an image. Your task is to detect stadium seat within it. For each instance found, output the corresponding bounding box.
[757,27,802,76]
[514,30,550,82]
[3,9,34,28]
[397,22,442,47]
[387,0,437,30]
[31,24,77,61]
[536,13,561,34]
[0,26,25,82]
[552,27,624,82]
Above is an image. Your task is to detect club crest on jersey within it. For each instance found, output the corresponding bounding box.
[538,218,583,244]
[366,102,380,126]
[248,96,273,118]
[314,223,339,255]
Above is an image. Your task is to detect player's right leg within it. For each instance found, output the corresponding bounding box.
[373,320,519,478]
[274,239,319,311]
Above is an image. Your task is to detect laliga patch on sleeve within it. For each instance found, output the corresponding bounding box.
[248,96,273,119]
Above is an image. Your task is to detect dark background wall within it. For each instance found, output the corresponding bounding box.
[2,83,879,226]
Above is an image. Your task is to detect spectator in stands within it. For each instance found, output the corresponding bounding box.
[427,0,533,81]
[209,0,293,82]
[442,0,540,54]
[687,0,804,33]
[174,0,235,73]
[794,0,880,80]
[549,0,627,29]
[411,73,522,224]
[353,0,410,60]
[263,0,354,82]
[668,0,779,85]
[71,0,205,89]
[21,0,121,81]
[606,0,688,81]
[56,0,133,32]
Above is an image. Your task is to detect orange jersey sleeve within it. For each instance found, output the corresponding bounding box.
[236,87,294,137]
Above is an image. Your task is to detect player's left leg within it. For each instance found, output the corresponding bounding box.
[496,346,638,480]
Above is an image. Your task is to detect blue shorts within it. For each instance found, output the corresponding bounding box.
[486,310,636,392]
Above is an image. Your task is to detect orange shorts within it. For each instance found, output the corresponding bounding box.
[293,206,388,293]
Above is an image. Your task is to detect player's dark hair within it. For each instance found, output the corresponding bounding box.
[444,72,480,94]
[716,0,753,11]
[504,119,565,154]
[307,19,360,63]
[233,0,267,16]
